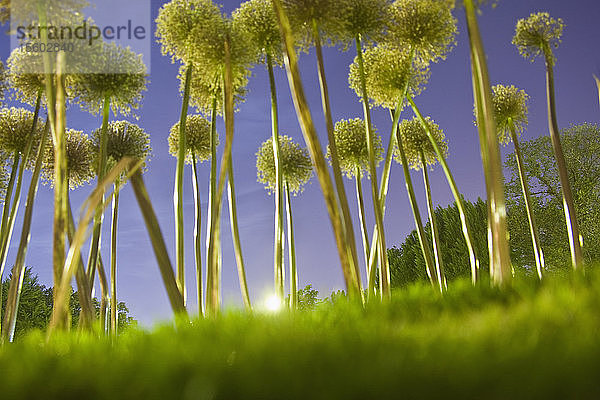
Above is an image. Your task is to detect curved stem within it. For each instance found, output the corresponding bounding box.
[313,20,362,296]
[464,0,511,285]
[285,182,297,310]
[2,119,50,342]
[110,184,119,336]
[266,53,285,302]
[355,169,370,284]
[191,153,203,317]
[87,95,111,289]
[409,96,480,285]
[272,0,360,298]
[420,150,445,293]
[544,54,583,270]
[355,34,390,299]
[396,129,437,286]
[227,157,251,310]
[509,125,544,279]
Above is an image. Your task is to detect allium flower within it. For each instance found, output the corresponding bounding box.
[69,42,148,116]
[0,61,6,105]
[91,121,151,175]
[168,115,216,163]
[184,64,249,116]
[42,128,94,189]
[0,107,43,158]
[491,84,529,144]
[256,135,313,195]
[6,48,49,105]
[6,0,87,26]
[513,12,564,65]
[232,0,282,64]
[155,0,224,66]
[281,0,339,45]
[326,118,383,178]
[395,117,448,170]
[336,0,390,44]
[349,45,429,109]
[386,0,457,64]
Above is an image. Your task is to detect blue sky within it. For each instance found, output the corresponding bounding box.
[1,0,599,326]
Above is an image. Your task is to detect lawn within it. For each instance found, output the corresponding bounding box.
[1,269,599,399]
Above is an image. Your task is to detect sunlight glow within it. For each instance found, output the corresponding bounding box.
[264,294,282,313]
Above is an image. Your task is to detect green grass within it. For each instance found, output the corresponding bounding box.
[2,269,600,399]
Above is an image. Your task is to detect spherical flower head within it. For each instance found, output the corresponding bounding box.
[0,61,6,105]
[6,47,50,106]
[349,45,429,110]
[394,116,447,170]
[7,0,87,26]
[490,84,529,145]
[0,155,9,201]
[42,128,94,189]
[327,118,383,178]
[386,0,457,64]
[185,65,249,116]
[232,0,283,64]
[0,107,44,158]
[168,115,216,164]
[513,12,564,65]
[69,42,148,116]
[91,121,151,177]
[155,0,224,66]
[281,0,340,47]
[256,135,313,195]
[336,0,390,45]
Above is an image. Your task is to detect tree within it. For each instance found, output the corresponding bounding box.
[504,123,600,271]
[1,268,135,341]
[388,198,489,288]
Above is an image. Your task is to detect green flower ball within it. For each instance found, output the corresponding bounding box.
[395,116,447,170]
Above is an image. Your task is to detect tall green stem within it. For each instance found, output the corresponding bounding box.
[313,20,362,294]
[266,53,285,301]
[129,168,187,316]
[272,0,361,298]
[2,119,49,342]
[110,184,120,336]
[509,124,545,279]
[205,93,219,316]
[409,96,479,285]
[191,153,203,316]
[355,34,390,299]
[87,95,111,287]
[544,53,583,270]
[420,150,445,293]
[174,65,192,304]
[285,182,297,310]
[355,169,370,280]
[227,157,251,310]
[464,0,511,285]
[395,131,437,286]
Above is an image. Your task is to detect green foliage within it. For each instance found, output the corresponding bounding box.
[41,128,94,189]
[336,0,390,44]
[256,135,313,195]
[394,117,448,170]
[0,107,43,157]
[69,43,148,116]
[386,0,457,64]
[326,118,383,178]
[91,121,151,176]
[4,270,600,397]
[348,45,429,110]
[287,284,321,311]
[512,12,564,64]
[168,115,215,163]
[504,123,600,270]
[0,268,135,340]
[389,198,490,287]
[490,84,529,144]
[233,0,283,64]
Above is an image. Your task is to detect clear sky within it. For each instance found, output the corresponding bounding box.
[1,0,599,326]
